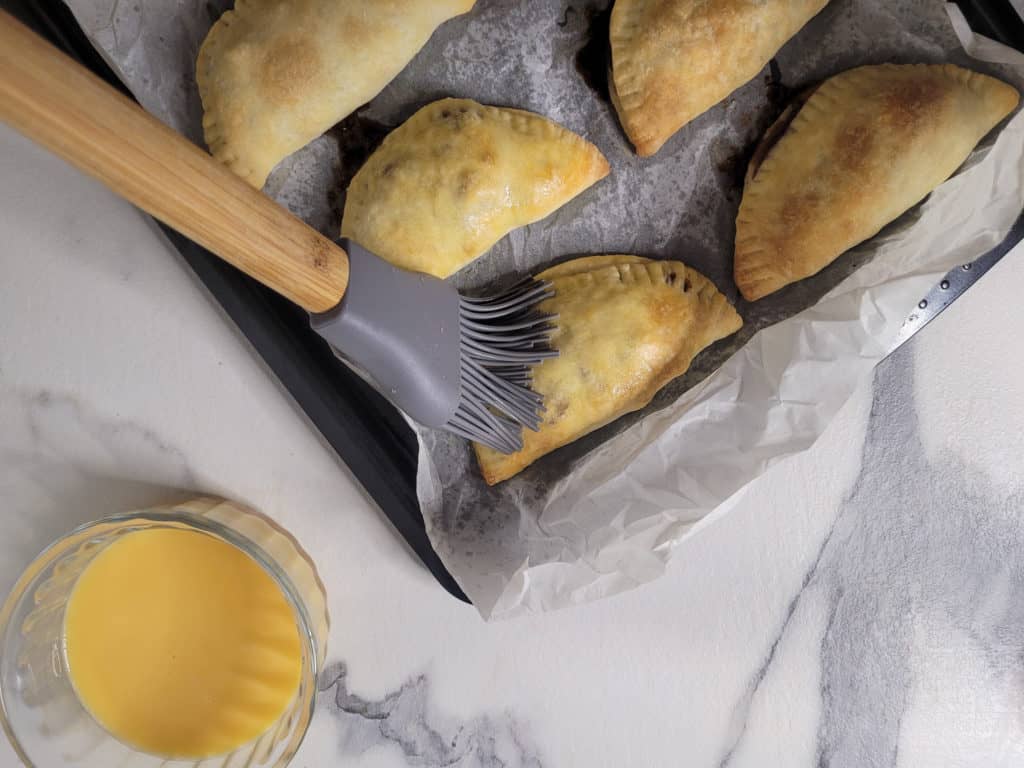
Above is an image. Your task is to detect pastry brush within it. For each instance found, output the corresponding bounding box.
[0,11,554,453]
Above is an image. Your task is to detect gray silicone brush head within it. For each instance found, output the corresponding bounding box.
[310,239,556,454]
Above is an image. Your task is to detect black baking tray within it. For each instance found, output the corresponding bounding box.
[7,0,1023,605]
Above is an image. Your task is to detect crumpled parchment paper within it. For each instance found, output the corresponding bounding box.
[64,0,1024,618]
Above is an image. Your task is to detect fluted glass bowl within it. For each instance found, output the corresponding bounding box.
[0,498,329,768]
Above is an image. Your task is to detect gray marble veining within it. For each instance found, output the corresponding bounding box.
[720,344,1024,768]
[319,663,543,767]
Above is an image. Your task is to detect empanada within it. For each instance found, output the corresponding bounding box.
[474,257,742,485]
[609,0,828,156]
[197,0,475,188]
[341,99,610,277]
[735,64,1020,301]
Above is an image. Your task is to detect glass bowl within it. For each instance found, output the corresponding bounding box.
[0,497,329,768]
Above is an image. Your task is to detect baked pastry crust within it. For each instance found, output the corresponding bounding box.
[609,0,828,156]
[735,64,1020,301]
[197,0,476,187]
[474,256,742,485]
[341,99,610,277]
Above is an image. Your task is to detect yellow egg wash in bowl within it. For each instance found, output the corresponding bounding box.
[63,528,303,758]
[0,499,330,768]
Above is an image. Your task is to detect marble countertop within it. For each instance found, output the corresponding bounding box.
[3,120,1024,768]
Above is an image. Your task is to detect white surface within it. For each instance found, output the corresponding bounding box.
[3,123,1024,766]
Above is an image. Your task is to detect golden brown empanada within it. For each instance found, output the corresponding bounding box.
[474,257,742,485]
[735,64,1020,301]
[197,0,476,188]
[341,99,610,278]
[609,0,828,156]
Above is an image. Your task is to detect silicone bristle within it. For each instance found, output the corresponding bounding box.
[449,279,557,453]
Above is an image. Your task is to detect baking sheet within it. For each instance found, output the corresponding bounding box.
[63,0,1024,618]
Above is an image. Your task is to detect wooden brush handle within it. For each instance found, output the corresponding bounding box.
[0,11,349,313]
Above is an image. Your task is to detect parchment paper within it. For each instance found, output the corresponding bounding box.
[64,0,1024,618]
